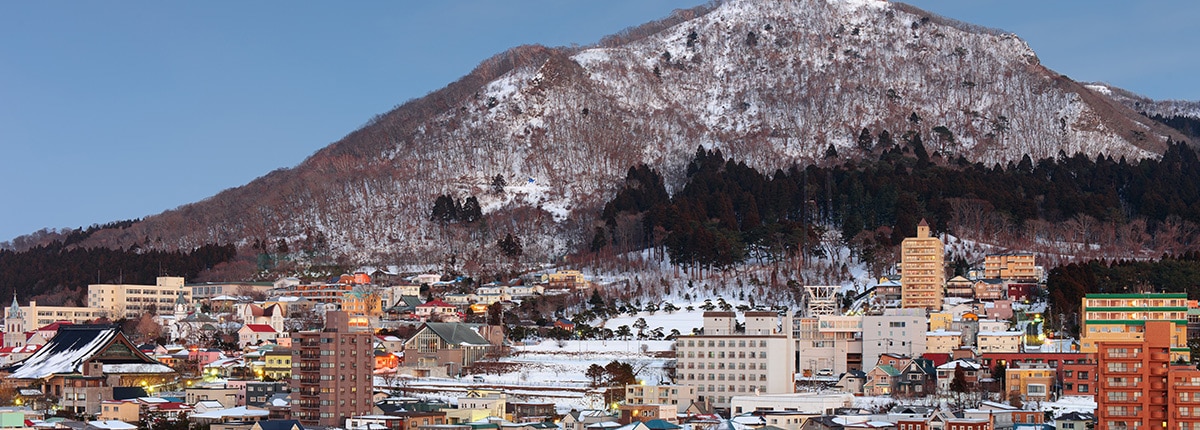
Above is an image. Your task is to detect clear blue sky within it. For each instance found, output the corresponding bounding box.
[2,1,1197,244]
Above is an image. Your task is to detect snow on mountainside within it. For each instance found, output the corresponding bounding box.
[70,0,1189,264]
[1088,82,1200,120]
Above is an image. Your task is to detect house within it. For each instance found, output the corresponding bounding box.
[238,304,285,333]
[1005,362,1054,403]
[946,276,974,298]
[414,300,458,321]
[238,325,283,348]
[935,360,981,394]
[562,410,617,430]
[1054,412,1094,430]
[894,358,936,397]
[401,323,501,376]
[863,365,900,396]
[833,370,867,396]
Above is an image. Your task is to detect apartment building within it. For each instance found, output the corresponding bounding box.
[1096,320,1200,429]
[900,219,945,310]
[290,311,374,427]
[984,253,1039,282]
[88,276,192,319]
[862,308,928,370]
[675,311,795,410]
[793,315,863,375]
[1080,293,1191,361]
[624,384,697,412]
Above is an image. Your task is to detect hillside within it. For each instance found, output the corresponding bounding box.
[32,0,1191,269]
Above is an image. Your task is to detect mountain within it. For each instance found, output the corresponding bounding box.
[33,0,1193,267]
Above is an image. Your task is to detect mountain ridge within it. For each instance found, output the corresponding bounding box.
[10,0,1192,270]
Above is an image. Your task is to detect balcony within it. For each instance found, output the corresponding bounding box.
[1152,352,1170,361]
[1151,396,1166,405]
[1152,382,1166,390]
[1151,366,1168,376]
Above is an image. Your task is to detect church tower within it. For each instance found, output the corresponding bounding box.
[4,294,26,348]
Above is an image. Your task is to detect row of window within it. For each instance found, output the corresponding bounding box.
[681,340,769,348]
[683,350,766,359]
[683,373,767,382]
[684,361,763,370]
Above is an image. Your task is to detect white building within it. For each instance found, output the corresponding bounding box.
[793,315,863,376]
[861,308,928,370]
[88,276,192,319]
[728,392,853,416]
[675,311,795,409]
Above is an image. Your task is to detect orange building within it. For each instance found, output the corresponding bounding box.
[984,253,1038,281]
[900,220,944,310]
[1096,320,1200,429]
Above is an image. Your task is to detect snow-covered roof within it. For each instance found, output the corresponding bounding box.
[88,420,138,430]
[190,406,270,419]
[6,325,166,380]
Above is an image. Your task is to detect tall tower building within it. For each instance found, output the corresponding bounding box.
[4,295,26,348]
[900,219,945,310]
[291,311,374,427]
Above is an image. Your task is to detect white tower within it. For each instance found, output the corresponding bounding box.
[804,285,839,317]
[4,294,26,348]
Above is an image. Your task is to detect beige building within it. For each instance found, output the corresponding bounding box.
[99,400,140,423]
[675,311,795,410]
[624,384,698,412]
[984,253,1038,282]
[1079,293,1191,361]
[88,276,192,319]
[900,220,945,310]
[977,331,1023,353]
[925,330,963,354]
[793,315,863,376]
[15,301,101,330]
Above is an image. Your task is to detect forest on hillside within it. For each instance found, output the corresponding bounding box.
[0,242,237,306]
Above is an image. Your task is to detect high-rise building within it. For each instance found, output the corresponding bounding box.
[1096,320,1200,429]
[1080,293,1191,361]
[674,311,795,410]
[862,308,928,371]
[290,311,374,427]
[901,219,945,310]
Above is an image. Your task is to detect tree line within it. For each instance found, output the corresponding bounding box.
[596,138,1200,272]
[0,242,237,305]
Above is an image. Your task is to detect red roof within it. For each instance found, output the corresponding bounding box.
[243,324,277,333]
[36,321,74,332]
[153,402,191,411]
[418,299,454,308]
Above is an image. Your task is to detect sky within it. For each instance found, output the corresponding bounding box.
[2,0,1197,244]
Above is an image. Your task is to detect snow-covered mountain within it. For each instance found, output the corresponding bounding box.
[65,0,1189,266]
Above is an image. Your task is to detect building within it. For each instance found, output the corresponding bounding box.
[674,311,795,410]
[925,330,962,354]
[290,311,374,427]
[1096,320,1200,429]
[7,299,100,336]
[88,276,192,319]
[1005,362,1054,403]
[977,331,1022,353]
[2,325,176,416]
[984,253,1038,282]
[191,282,274,300]
[400,323,501,376]
[624,384,697,413]
[862,308,927,370]
[239,324,284,348]
[1080,293,1191,361]
[793,315,863,376]
[945,276,975,299]
[263,349,292,381]
[4,297,26,348]
[900,219,945,310]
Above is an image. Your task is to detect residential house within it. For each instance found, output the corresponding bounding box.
[238,324,283,348]
[863,365,900,396]
[977,331,1022,353]
[414,300,458,321]
[894,358,936,398]
[833,370,866,396]
[935,360,981,394]
[1005,362,1054,403]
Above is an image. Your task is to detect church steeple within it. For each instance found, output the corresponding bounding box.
[5,293,26,348]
